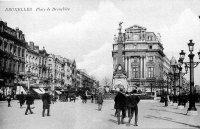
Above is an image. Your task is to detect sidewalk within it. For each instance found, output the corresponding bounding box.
[136,100,200,129]
[0,99,200,129]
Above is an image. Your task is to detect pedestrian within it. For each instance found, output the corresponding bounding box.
[71,93,76,102]
[164,91,168,107]
[51,93,55,104]
[6,93,12,107]
[81,92,87,103]
[114,88,127,125]
[126,90,140,126]
[18,92,25,108]
[25,91,34,115]
[97,92,103,111]
[42,89,51,117]
[183,93,188,107]
[91,93,94,103]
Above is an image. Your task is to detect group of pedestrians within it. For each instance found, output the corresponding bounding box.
[114,88,140,126]
[161,92,189,107]
[5,89,52,117]
[80,90,104,111]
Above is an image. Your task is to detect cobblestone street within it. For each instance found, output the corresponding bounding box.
[1,99,200,129]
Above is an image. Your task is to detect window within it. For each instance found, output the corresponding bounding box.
[13,46,17,55]
[4,42,7,51]
[149,45,152,49]
[113,45,118,51]
[133,44,137,49]
[0,39,2,47]
[18,47,21,57]
[148,67,154,78]
[148,56,153,62]
[22,49,25,57]
[132,67,139,78]
[133,57,138,63]
[10,44,13,53]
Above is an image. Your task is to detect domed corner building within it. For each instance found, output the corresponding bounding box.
[112,23,171,94]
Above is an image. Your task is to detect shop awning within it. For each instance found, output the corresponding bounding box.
[55,90,61,94]
[33,88,43,94]
[16,86,27,94]
[39,88,45,94]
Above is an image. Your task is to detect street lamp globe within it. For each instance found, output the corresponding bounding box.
[179,50,185,60]
[188,40,194,52]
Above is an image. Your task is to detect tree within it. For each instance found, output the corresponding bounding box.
[101,77,112,92]
[102,77,112,87]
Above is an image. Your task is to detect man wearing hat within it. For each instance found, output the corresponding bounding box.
[25,91,34,115]
[114,88,127,125]
[126,89,140,126]
[42,89,51,117]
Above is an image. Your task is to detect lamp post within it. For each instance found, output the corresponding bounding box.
[177,59,182,94]
[150,83,153,95]
[171,60,178,96]
[166,72,173,95]
[179,40,200,115]
[26,69,32,91]
[177,58,188,93]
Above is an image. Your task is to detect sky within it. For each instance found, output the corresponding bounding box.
[0,0,200,85]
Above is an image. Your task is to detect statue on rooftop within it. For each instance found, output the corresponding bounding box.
[118,21,123,33]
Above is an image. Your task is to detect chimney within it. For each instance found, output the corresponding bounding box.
[34,45,39,53]
[29,41,34,50]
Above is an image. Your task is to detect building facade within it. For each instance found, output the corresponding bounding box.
[0,19,98,97]
[38,47,49,84]
[25,42,40,85]
[0,20,26,96]
[76,69,98,90]
[63,58,72,87]
[47,54,78,90]
[112,24,170,92]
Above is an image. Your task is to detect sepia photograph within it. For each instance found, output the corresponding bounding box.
[0,0,200,128]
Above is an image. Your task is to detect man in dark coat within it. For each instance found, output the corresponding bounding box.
[42,90,51,117]
[126,90,140,126]
[114,88,127,125]
[97,92,103,111]
[164,91,168,107]
[18,92,25,108]
[6,94,12,107]
[25,91,34,115]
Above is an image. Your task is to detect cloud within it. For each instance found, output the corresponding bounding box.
[160,9,200,60]
[26,1,123,81]
[77,42,113,81]
[160,9,200,84]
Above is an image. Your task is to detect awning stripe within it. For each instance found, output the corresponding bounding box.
[33,88,43,94]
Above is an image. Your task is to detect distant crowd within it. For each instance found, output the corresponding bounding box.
[4,89,105,117]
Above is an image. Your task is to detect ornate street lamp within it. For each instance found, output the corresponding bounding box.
[167,71,173,95]
[179,40,200,115]
[179,50,186,60]
[26,69,32,91]
[188,40,194,52]
[170,58,178,96]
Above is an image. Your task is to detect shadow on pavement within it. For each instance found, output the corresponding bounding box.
[108,119,135,126]
[110,114,124,117]
[144,115,200,129]
[110,114,115,117]
[195,104,200,107]
[149,108,187,116]
[108,118,118,124]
